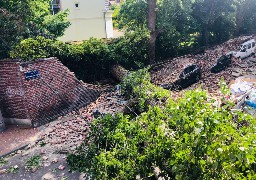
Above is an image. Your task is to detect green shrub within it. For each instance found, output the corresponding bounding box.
[121,68,170,113]
[25,155,42,171]
[68,73,256,179]
[10,31,150,82]
[0,157,8,167]
[72,38,112,81]
[110,4,121,29]
[109,28,149,69]
[10,37,112,81]
[10,36,55,60]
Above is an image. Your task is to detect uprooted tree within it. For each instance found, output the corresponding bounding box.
[68,69,256,179]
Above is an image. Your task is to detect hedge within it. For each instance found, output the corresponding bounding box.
[10,29,149,82]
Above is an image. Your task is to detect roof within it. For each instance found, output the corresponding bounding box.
[241,39,255,45]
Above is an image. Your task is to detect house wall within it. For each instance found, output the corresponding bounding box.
[0,58,99,127]
[0,60,29,121]
[59,0,113,41]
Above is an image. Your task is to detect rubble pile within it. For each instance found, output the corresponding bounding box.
[42,116,89,152]
[151,35,256,97]
[41,35,256,152]
[151,58,197,84]
[41,86,127,152]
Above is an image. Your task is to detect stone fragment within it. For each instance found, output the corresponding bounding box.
[232,72,241,77]
[42,156,48,161]
[58,165,65,170]
[51,158,58,164]
[31,167,38,173]
[0,169,7,174]
[41,172,56,180]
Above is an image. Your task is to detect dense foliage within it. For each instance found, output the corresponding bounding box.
[109,28,149,69]
[10,30,149,81]
[121,68,170,113]
[68,70,256,179]
[191,0,236,45]
[3,0,256,81]
[116,0,256,51]
[0,0,70,59]
[235,0,256,36]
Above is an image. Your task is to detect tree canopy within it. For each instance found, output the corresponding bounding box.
[0,0,70,58]
[115,0,256,62]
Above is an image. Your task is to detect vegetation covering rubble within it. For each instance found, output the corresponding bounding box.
[1,0,256,179]
[68,69,256,179]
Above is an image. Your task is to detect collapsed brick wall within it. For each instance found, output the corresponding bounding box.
[0,61,28,119]
[0,58,100,127]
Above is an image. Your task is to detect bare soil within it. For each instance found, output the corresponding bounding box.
[0,125,39,156]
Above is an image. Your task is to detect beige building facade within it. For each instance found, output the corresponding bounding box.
[57,0,113,42]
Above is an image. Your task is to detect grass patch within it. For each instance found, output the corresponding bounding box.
[39,141,47,147]
[24,155,42,171]
[7,165,19,173]
[0,157,8,167]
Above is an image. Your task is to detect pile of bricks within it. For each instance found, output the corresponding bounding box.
[41,87,128,152]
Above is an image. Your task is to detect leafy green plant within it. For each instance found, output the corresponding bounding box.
[25,155,42,171]
[42,10,70,38]
[0,157,8,167]
[121,68,170,113]
[7,165,19,173]
[219,77,231,96]
[110,4,121,29]
[10,36,54,60]
[0,0,70,58]
[39,141,47,147]
[60,176,68,180]
[68,73,256,179]
[109,28,149,69]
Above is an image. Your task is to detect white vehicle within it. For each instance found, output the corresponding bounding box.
[233,39,256,59]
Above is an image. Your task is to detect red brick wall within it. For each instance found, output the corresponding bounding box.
[0,60,29,119]
[0,58,99,127]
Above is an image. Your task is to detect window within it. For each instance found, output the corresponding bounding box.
[253,42,255,47]
[217,56,225,63]
[51,0,60,15]
[184,65,196,74]
[74,1,79,9]
[248,43,252,49]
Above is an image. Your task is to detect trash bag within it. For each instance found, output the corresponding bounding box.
[245,89,256,109]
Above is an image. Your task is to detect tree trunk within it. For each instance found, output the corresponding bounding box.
[202,25,209,46]
[148,0,157,65]
[235,1,247,36]
[110,64,129,82]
